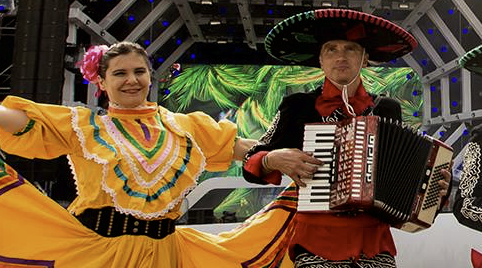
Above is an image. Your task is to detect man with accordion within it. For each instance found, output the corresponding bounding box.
[243,8,452,268]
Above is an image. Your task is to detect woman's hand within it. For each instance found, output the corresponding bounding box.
[264,148,324,187]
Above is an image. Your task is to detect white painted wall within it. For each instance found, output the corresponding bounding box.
[392,213,482,268]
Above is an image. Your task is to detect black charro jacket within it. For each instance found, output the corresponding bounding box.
[453,124,482,232]
[242,85,451,214]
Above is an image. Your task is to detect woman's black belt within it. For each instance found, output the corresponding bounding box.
[76,207,175,239]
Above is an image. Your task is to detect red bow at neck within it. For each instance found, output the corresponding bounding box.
[315,79,374,117]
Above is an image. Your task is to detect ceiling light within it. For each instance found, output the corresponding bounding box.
[399,3,409,9]
[201,0,212,4]
[283,1,294,6]
[209,20,221,25]
[321,1,332,7]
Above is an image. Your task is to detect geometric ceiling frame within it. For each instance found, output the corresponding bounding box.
[63,0,482,136]
[401,0,482,162]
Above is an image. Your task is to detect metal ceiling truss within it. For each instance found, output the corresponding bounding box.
[237,0,257,49]
[69,6,118,45]
[98,0,137,30]
[361,0,381,14]
[401,0,482,154]
[125,0,172,42]
[173,0,205,42]
[64,0,482,155]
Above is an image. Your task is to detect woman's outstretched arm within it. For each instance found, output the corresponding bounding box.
[0,105,29,134]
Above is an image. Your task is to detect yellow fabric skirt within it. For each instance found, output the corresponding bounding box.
[0,170,295,267]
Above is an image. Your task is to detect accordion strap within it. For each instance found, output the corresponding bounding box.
[365,94,384,116]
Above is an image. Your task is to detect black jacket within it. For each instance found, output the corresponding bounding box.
[453,124,482,231]
[242,85,451,218]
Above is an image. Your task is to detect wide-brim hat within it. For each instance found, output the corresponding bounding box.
[265,8,418,67]
[459,44,482,75]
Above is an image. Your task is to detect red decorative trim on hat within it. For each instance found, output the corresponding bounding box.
[376,44,408,53]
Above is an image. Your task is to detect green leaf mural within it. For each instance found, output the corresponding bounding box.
[159,64,423,220]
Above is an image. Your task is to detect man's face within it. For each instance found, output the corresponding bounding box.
[319,40,368,85]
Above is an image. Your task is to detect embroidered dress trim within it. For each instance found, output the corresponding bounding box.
[109,138,192,201]
[108,102,156,111]
[70,107,111,213]
[0,160,25,196]
[70,105,208,219]
[102,116,180,188]
[241,210,296,268]
[162,107,207,175]
[0,255,54,268]
[294,252,396,268]
[13,119,36,136]
[459,142,482,223]
[244,111,281,165]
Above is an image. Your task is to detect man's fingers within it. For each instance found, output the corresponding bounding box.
[293,175,307,187]
[440,169,451,182]
[438,177,449,197]
[298,167,316,177]
[302,154,324,166]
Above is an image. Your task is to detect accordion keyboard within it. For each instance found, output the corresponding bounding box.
[298,124,337,212]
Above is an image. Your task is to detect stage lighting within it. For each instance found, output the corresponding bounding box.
[321,1,332,7]
[283,1,294,6]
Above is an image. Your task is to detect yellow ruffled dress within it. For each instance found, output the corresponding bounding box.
[0,96,296,268]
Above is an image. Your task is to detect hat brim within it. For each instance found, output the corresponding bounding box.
[459,44,482,75]
[265,9,418,67]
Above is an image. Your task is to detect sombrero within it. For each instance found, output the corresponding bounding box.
[265,8,418,67]
[459,44,482,75]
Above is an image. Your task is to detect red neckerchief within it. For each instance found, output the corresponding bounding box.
[315,79,374,117]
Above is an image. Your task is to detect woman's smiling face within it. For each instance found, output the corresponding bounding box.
[99,51,151,108]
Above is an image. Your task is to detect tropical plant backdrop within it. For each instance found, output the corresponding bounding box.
[159,64,423,221]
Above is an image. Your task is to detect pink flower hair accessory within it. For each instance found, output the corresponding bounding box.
[78,45,109,86]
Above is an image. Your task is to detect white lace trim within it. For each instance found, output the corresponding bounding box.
[70,108,110,167]
[164,109,207,185]
[101,115,180,189]
[65,154,80,214]
[70,107,110,213]
[108,102,155,111]
[103,180,197,220]
[459,142,482,223]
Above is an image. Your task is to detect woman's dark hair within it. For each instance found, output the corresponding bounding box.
[97,41,152,79]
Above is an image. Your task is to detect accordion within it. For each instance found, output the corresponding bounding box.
[299,116,453,233]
